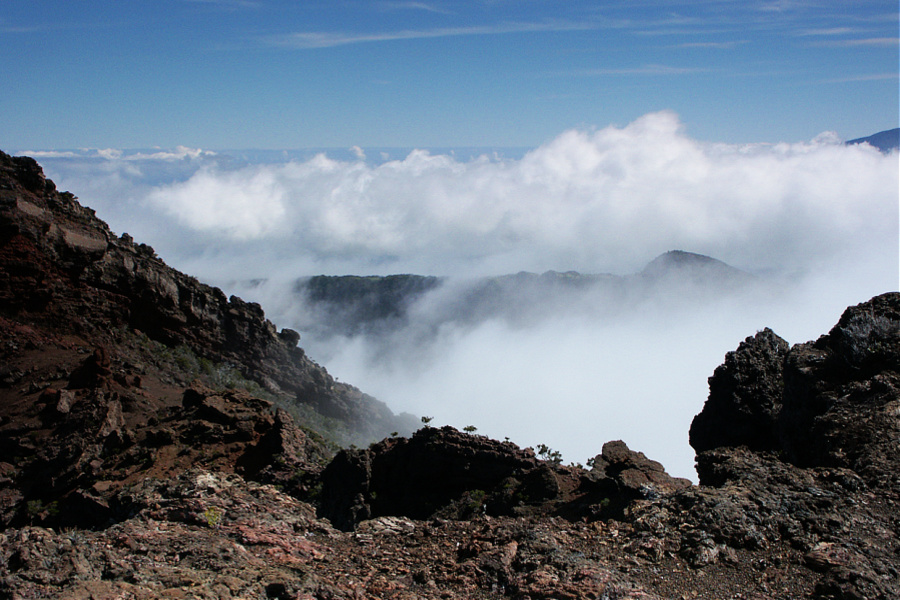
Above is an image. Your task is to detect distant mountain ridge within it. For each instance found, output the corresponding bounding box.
[293,250,755,340]
[846,128,900,153]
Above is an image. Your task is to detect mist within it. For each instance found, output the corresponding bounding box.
[23,112,899,479]
[227,254,890,481]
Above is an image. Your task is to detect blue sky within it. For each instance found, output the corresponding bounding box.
[2,0,898,149]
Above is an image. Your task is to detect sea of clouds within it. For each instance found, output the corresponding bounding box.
[22,111,899,479]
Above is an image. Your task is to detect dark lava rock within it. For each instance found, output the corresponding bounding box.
[690,328,790,453]
[318,427,690,531]
[691,292,900,490]
[318,426,551,530]
[584,440,692,512]
[680,292,900,599]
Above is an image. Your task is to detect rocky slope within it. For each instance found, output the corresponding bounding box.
[0,150,417,448]
[0,150,898,599]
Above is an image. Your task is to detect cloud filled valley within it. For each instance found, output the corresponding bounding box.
[24,112,899,479]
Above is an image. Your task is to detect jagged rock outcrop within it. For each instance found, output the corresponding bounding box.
[689,328,790,453]
[579,440,692,517]
[691,293,900,488]
[678,292,900,598]
[319,426,691,531]
[319,426,565,530]
[0,342,329,529]
[0,149,416,446]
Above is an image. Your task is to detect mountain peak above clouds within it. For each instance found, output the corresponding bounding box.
[846,128,900,153]
[642,249,735,272]
[640,250,751,282]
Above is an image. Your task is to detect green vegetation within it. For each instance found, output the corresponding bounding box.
[203,506,224,528]
[466,489,486,513]
[536,443,563,465]
[25,499,59,521]
[130,330,357,454]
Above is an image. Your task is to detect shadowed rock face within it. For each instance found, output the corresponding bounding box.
[681,293,900,599]
[691,292,900,489]
[690,327,790,453]
[318,425,692,531]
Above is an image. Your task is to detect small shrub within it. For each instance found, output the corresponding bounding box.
[536,443,563,465]
[203,506,224,528]
[467,489,486,512]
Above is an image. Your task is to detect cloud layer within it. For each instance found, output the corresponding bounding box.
[29,112,899,479]
[106,110,896,281]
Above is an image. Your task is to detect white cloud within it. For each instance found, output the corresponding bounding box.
[798,27,856,36]
[124,146,216,161]
[34,112,898,480]
[350,145,366,160]
[381,2,453,14]
[824,72,899,83]
[146,165,288,240]
[18,150,79,158]
[55,110,895,280]
[571,65,709,76]
[812,37,899,47]
[96,148,123,160]
[674,41,747,49]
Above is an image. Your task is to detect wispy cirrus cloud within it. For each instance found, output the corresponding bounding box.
[0,18,78,34]
[758,0,807,13]
[798,27,857,36]
[263,20,597,49]
[1,25,44,33]
[380,1,453,14]
[570,64,709,76]
[635,28,736,37]
[811,37,899,47]
[183,0,260,7]
[674,40,748,49]
[823,72,900,83]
